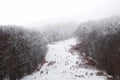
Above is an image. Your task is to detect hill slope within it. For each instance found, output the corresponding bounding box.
[21,38,107,80]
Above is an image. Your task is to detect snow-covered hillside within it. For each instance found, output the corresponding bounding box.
[21,38,107,80]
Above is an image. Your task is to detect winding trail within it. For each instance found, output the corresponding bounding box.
[21,38,107,80]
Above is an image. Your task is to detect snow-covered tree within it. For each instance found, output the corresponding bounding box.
[75,16,120,79]
[0,25,47,80]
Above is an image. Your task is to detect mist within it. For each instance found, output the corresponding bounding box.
[0,0,120,30]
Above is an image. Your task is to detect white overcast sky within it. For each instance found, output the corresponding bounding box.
[0,0,120,28]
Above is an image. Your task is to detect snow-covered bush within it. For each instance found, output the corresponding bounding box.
[75,16,120,79]
[0,25,47,80]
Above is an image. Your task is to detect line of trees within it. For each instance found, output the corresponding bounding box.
[75,16,120,79]
[0,25,47,80]
[40,23,79,43]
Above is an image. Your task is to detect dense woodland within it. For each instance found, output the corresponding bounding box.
[0,26,47,80]
[0,24,77,80]
[41,23,78,43]
[75,16,120,79]
[1,16,120,80]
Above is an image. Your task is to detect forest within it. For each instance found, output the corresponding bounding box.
[0,16,120,80]
[75,16,120,79]
[0,24,77,80]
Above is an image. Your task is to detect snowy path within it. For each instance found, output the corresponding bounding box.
[21,38,107,80]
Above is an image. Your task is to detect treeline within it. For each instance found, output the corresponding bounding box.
[0,22,78,80]
[0,25,47,80]
[75,16,120,79]
[40,23,78,43]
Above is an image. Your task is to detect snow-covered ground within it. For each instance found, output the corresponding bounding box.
[21,38,107,80]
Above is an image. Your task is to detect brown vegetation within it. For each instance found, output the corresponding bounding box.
[0,26,47,80]
[75,17,120,79]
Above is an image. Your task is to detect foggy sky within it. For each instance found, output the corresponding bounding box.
[0,0,120,29]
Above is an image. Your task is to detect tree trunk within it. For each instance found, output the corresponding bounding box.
[10,75,16,80]
[0,76,3,80]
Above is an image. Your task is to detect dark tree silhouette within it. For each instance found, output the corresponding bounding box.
[0,26,47,80]
[75,16,120,79]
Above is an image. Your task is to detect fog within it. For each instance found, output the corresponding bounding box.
[0,0,120,29]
